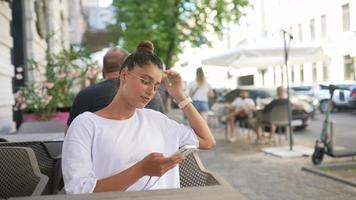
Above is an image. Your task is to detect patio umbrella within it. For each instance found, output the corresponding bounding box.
[203,38,328,150]
[202,39,327,68]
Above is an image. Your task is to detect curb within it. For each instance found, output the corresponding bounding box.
[302,162,356,187]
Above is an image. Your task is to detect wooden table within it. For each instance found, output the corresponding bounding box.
[9,185,247,200]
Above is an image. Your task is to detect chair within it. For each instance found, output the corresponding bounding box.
[260,104,289,143]
[0,147,48,198]
[0,141,63,195]
[18,121,66,134]
[179,152,228,187]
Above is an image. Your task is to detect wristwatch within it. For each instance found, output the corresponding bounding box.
[178,97,192,109]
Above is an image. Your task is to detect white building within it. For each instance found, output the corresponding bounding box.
[82,0,115,31]
[0,0,85,134]
[199,0,356,88]
[0,1,15,134]
[239,0,356,87]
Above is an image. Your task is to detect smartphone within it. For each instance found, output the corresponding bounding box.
[171,145,198,157]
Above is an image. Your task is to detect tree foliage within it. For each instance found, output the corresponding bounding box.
[111,0,249,67]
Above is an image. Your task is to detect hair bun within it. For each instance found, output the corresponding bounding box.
[137,41,154,54]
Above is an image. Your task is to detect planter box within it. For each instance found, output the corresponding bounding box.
[23,112,69,124]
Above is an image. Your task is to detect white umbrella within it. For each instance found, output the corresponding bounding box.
[202,39,327,68]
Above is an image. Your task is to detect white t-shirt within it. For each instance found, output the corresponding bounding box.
[231,97,255,112]
[188,81,212,102]
[62,109,198,194]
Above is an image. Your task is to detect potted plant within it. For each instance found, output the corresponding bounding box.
[14,47,99,122]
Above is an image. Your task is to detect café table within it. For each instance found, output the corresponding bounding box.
[9,185,247,200]
[1,132,64,142]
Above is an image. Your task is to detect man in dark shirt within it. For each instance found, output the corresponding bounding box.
[250,86,288,143]
[67,47,165,126]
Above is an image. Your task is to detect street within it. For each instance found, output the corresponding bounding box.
[294,110,356,151]
[167,108,356,199]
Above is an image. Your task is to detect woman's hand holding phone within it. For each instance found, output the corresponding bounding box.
[139,152,184,177]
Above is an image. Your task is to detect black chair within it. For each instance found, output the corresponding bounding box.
[179,152,228,187]
[0,141,62,195]
[0,147,48,198]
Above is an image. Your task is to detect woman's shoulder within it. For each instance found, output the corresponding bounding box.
[70,112,99,125]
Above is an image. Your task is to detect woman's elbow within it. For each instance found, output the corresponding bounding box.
[200,138,216,150]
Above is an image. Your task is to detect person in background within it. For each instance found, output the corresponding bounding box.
[67,47,165,127]
[62,41,215,194]
[250,86,289,144]
[226,90,255,142]
[188,67,214,121]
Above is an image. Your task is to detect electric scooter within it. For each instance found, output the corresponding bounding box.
[312,85,356,165]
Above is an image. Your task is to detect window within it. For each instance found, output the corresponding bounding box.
[344,55,354,80]
[298,24,303,41]
[321,15,327,37]
[323,63,328,81]
[312,63,317,82]
[342,3,350,32]
[309,19,315,40]
[300,66,304,83]
[273,66,276,85]
[238,75,254,86]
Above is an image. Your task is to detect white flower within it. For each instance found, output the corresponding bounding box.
[15,74,23,80]
[16,67,24,72]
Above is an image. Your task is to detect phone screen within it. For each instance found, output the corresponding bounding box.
[172,145,198,157]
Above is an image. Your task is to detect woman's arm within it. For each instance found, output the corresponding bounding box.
[164,70,216,150]
[94,153,183,192]
[63,117,183,193]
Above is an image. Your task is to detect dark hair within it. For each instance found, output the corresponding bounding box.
[120,41,163,72]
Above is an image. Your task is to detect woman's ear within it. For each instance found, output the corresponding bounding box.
[119,68,128,81]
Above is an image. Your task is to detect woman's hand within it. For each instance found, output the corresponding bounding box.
[163,70,186,102]
[138,152,184,177]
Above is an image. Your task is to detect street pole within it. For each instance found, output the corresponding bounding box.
[282,29,294,150]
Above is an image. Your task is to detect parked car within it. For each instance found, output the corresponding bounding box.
[212,87,317,129]
[291,83,356,113]
[348,86,356,108]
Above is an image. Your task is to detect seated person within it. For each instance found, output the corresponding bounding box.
[62,41,216,194]
[226,90,255,142]
[250,86,288,143]
[67,47,165,127]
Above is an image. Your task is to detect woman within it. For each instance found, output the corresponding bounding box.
[62,41,215,194]
[188,67,214,121]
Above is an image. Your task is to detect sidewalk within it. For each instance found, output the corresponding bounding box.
[167,109,356,200]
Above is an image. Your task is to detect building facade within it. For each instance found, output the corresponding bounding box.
[0,0,85,134]
[0,1,15,134]
[244,0,356,87]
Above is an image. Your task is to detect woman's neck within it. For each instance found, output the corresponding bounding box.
[96,93,135,120]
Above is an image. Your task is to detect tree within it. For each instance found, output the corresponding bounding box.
[111,0,249,67]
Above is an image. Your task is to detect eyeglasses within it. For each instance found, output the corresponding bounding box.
[128,72,160,91]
